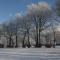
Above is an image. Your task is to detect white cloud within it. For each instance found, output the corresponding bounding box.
[27,2,51,16]
[38,2,51,11]
[15,12,22,18]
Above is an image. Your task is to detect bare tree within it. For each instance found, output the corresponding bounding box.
[51,21,57,48]
[21,16,32,48]
[13,17,21,48]
[27,2,52,47]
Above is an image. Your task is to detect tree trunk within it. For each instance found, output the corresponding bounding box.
[22,32,26,48]
[53,31,56,48]
[35,25,39,47]
[15,35,18,48]
[27,29,31,48]
[7,36,13,48]
[9,36,12,46]
[8,34,13,48]
[37,28,41,47]
[38,17,42,47]
[39,28,41,44]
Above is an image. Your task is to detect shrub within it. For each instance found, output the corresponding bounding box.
[27,44,31,48]
[45,44,52,48]
[35,44,42,48]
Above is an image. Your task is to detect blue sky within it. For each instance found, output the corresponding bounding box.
[0,0,56,23]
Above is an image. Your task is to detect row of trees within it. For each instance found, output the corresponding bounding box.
[0,1,60,48]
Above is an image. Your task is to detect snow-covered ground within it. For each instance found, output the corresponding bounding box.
[0,46,60,60]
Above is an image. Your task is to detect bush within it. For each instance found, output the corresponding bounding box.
[22,44,26,48]
[27,44,31,48]
[7,45,14,48]
[0,44,4,48]
[45,44,52,48]
[35,44,42,48]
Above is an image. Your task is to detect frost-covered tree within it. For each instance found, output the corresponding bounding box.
[13,13,22,48]
[21,15,32,48]
[2,21,14,48]
[27,2,52,47]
